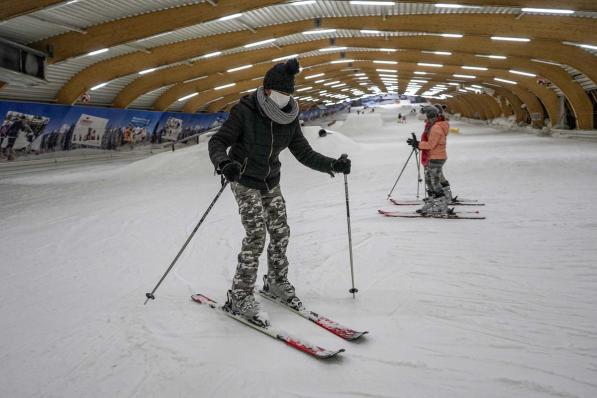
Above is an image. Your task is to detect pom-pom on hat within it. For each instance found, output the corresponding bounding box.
[264,58,300,94]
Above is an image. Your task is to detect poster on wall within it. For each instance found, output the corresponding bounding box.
[71,114,109,147]
[161,117,183,141]
[1,110,50,151]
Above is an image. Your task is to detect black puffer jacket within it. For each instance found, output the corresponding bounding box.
[208,92,335,191]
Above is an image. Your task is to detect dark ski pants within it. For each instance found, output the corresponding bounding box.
[230,182,290,298]
[425,159,449,197]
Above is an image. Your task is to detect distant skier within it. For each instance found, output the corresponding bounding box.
[407,105,453,215]
[208,58,351,326]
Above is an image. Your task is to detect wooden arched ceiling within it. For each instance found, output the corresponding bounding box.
[181,62,571,128]
[1,0,596,130]
[30,0,279,63]
[53,16,597,111]
[78,38,591,127]
[0,0,64,21]
[20,0,597,62]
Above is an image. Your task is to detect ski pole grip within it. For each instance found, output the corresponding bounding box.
[340,153,348,159]
[411,132,417,140]
[145,293,155,300]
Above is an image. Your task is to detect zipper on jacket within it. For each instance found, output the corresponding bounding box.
[264,121,273,191]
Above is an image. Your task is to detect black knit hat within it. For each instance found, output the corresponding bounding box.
[263,58,300,94]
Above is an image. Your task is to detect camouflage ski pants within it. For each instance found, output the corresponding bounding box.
[230,182,290,298]
[425,159,449,196]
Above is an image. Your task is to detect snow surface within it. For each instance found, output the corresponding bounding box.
[1,104,597,398]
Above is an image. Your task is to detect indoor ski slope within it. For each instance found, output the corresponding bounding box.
[1,105,596,398]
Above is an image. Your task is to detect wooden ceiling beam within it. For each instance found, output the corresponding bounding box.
[0,0,64,21]
[158,50,591,128]
[31,0,281,63]
[57,17,597,106]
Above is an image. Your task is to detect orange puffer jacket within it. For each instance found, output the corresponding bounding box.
[418,120,449,160]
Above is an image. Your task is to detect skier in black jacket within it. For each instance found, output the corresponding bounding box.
[208,58,351,325]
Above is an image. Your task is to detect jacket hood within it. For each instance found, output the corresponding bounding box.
[435,120,449,136]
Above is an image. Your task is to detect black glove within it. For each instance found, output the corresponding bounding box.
[219,160,242,182]
[332,155,351,175]
[406,136,419,149]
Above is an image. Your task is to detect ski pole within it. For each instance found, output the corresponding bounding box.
[340,154,358,299]
[387,146,416,199]
[145,180,229,304]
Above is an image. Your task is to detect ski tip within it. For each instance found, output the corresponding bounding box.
[318,348,345,359]
[191,294,215,305]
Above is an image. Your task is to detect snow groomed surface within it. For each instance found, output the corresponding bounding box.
[1,104,596,397]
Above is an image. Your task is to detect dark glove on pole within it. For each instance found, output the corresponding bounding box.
[332,154,352,174]
[219,160,242,182]
[406,133,420,149]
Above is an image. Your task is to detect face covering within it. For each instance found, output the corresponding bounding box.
[268,90,291,108]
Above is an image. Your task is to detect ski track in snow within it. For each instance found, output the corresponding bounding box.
[1,104,596,397]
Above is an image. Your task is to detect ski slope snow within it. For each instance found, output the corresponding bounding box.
[1,105,596,398]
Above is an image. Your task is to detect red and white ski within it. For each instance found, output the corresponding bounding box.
[378,209,486,220]
[191,294,345,359]
[258,290,368,341]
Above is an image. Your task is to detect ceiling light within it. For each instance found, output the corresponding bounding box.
[227,64,253,72]
[413,71,428,75]
[354,73,366,76]
[87,48,109,56]
[272,54,298,62]
[509,70,536,77]
[491,36,530,42]
[521,8,574,14]
[373,60,398,64]
[361,29,383,34]
[580,44,597,51]
[378,48,397,52]
[303,29,337,35]
[296,86,313,92]
[244,39,276,48]
[305,73,324,79]
[531,58,563,67]
[376,68,397,73]
[331,83,347,88]
[214,83,236,90]
[410,79,428,83]
[435,3,464,8]
[453,74,476,79]
[471,85,483,89]
[330,59,354,63]
[356,76,369,80]
[203,51,222,58]
[462,66,488,71]
[218,13,243,21]
[441,33,463,38]
[178,92,198,101]
[90,82,108,91]
[494,77,517,84]
[475,54,507,59]
[292,0,317,5]
[350,1,395,5]
[418,63,443,67]
[324,81,341,86]
[183,76,208,84]
[138,68,157,75]
[422,50,452,55]
[315,79,327,83]
[319,46,347,52]
[242,88,258,93]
